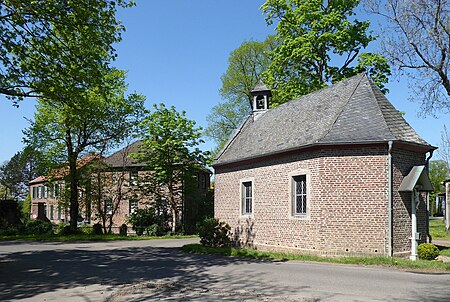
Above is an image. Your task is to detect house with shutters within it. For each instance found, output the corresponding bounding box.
[213,73,436,259]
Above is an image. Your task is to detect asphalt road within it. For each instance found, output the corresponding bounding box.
[0,239,449,301]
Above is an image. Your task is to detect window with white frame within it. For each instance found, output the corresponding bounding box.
[130,170,138,186]
[129,199,138,214]
[50,205,54,220]
[292,175,307,215]
[105,198,113,215]
[241,181,253,215]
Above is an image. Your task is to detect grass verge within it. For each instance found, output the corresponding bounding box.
[429,219,450,239]
[181,244,450,272]
[0,233,198,242]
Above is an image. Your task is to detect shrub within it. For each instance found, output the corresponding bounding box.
[23,219,53,235]
[92,223,103,235]
[145,224,159,236]
[417,243,440,260]
[0,227,20,236]
[128,208,157,236]
[197,218,231,247]
[119,224,128,236]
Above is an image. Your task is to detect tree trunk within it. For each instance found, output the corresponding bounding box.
[68,158,79,229]
[66,130,79,230]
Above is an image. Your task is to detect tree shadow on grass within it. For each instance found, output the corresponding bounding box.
[0,245,301,301]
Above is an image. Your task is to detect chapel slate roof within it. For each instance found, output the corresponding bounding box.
[214,73,435,166]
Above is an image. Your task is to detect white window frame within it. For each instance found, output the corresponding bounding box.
[129,199,138,214]
[240,178,254,217]
[288,170,311,219]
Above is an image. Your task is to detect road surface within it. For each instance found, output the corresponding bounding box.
[0,239,449,301]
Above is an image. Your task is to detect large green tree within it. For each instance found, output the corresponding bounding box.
[429,160,450,194]
[24,70,145,229]
[261,0,391,105]
[133,104,208,233]
[0,0,133,106]
[205,37,277,151]
[366,0,450,115]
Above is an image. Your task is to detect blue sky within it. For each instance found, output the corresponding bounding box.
[0,0,448,164]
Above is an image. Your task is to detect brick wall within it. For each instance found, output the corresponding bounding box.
[215,146,391,256]
[391,148,427,257]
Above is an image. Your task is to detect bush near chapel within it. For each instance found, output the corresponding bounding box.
[198,218,231,247]
[417,243,440,260]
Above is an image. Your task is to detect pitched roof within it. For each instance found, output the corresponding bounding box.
[251,80,271,93]
[104,140,143,168]
[214,74,435,166]
[29,154,101,184]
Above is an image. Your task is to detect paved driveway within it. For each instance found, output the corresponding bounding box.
[0,239,449,301]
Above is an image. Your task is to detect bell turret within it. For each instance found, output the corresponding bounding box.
[250,80,271,119]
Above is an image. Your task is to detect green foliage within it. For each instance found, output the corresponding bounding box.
[20,194,31,218]
[23,220,53,235]
[197,218,231,247]
[261,0,390,105]
[205,37,276,151]
[0,0,134,106]
[429,160,450,193]
[128,208,157,235]
[417,243,440,260]
[0,152,24,200]
[132,104,209,232]
[92,223,103,235]
[24,69,146,228]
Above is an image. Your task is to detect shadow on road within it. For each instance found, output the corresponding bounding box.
[0,245,299,301]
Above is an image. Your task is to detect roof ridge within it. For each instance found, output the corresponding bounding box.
[365,77,397,140]
[214,115,252,161]
[317,73,366,143]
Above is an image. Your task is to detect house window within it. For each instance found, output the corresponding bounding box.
[293,175,307,215]
[32,187,36,199]
[50,205,54,220]
[41,186,45,199]
[44,186,48,198]
[130,171,138,186]
[57,205,62,220]
[105,198,113,215]
[242,181,253,215]
[129,199,138,214]
[49,185,54,198]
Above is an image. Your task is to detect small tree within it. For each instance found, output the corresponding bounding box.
[133,104,209,233]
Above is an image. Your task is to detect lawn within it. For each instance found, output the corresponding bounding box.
[429,219,450,239]
[181,244,450,272]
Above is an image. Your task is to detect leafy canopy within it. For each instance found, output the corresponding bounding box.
[24,69,145,228]
[205,37,276,152]
[261,0,390,105]
[132,104,208,232]
[0,0,134,106]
